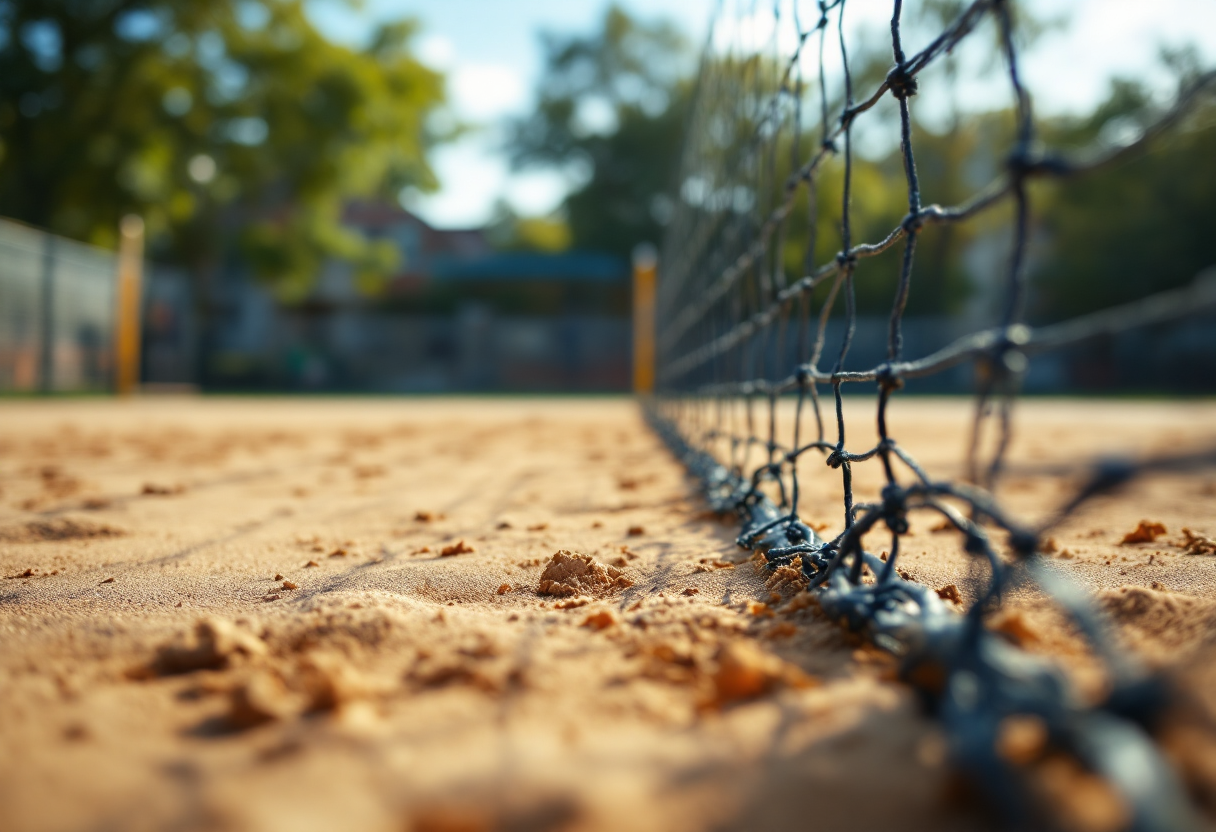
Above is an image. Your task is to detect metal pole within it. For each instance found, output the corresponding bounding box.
[632,244,657,395]
[38,234,56,393]
[114,215,145,395]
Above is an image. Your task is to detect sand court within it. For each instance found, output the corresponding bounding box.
[2,396,1215,832]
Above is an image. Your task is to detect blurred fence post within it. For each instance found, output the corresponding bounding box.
[632,244,657,395]
[38,235,57,392]
[114,215,145,395]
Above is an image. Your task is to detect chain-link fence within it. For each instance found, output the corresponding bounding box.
[0,217,118,392]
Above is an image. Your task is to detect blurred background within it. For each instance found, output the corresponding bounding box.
[1,0,1214,395]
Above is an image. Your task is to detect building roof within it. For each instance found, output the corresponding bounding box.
[343,199,491,259]
[431,252,628,283]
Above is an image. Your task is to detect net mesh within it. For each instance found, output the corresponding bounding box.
[649,0,1216,826]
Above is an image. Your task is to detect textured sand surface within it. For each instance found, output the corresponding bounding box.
[1,396,1215,832]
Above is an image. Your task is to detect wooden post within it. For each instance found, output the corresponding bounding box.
[114,215,145,395]
[632,244,657,395]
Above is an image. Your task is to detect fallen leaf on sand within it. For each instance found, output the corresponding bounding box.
[440,540,475,557]
[1121,520,1166,545]
[936,584,962,605]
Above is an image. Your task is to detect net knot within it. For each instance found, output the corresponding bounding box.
[821,137,838,154]
[998,325,1031,375]
[826,447,845,469]
[1006,144,1070,178]
[886,65,919,100]
[900,211,925,235]
[1008,529,1038,558]
[880,484,909,534]
[835,250,858,270]
[977,325,1032,384]
[1006,145,1034,178]
[876,364,904,392]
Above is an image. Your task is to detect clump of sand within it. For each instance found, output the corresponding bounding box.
[1178,528,1216,555]
[1099,585,1216,656]
[227,655,375,729]
[227,671,303,728]
[537,550,634,597]
[151,618,268,675]
[709,640,817,706]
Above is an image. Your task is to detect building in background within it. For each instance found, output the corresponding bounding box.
[2,210,1212,396]
[203,200,631,392]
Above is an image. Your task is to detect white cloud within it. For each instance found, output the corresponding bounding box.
[403,136,569,229]
[450,64,527,122]
[405,138,507,227]
[417,33,455,69]
[503,170,568,217]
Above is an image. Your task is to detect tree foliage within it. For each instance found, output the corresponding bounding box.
[1032,61,1216,320]
[0,0,443,296]
[485,200,571,254]
[508,5,982,314]
[507,5,692,258]
[513,4,1211,326]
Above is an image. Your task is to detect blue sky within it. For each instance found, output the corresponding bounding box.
[308,0,1216,230]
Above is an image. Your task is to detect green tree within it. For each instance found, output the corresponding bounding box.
[0,1,444,297]
[507,5,692,258]
[1032,59,1216,320]
[484,200,571,253]
[675,36,978,319]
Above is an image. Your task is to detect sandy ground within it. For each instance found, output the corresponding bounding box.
[1,396,1215,832]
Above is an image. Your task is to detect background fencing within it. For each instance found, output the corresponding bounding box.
[0,218,118,393]
[0,217,198,394]
[3,211,1211,396]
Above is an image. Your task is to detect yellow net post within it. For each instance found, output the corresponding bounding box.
[114,215,145,396]
[632,244,657,395]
